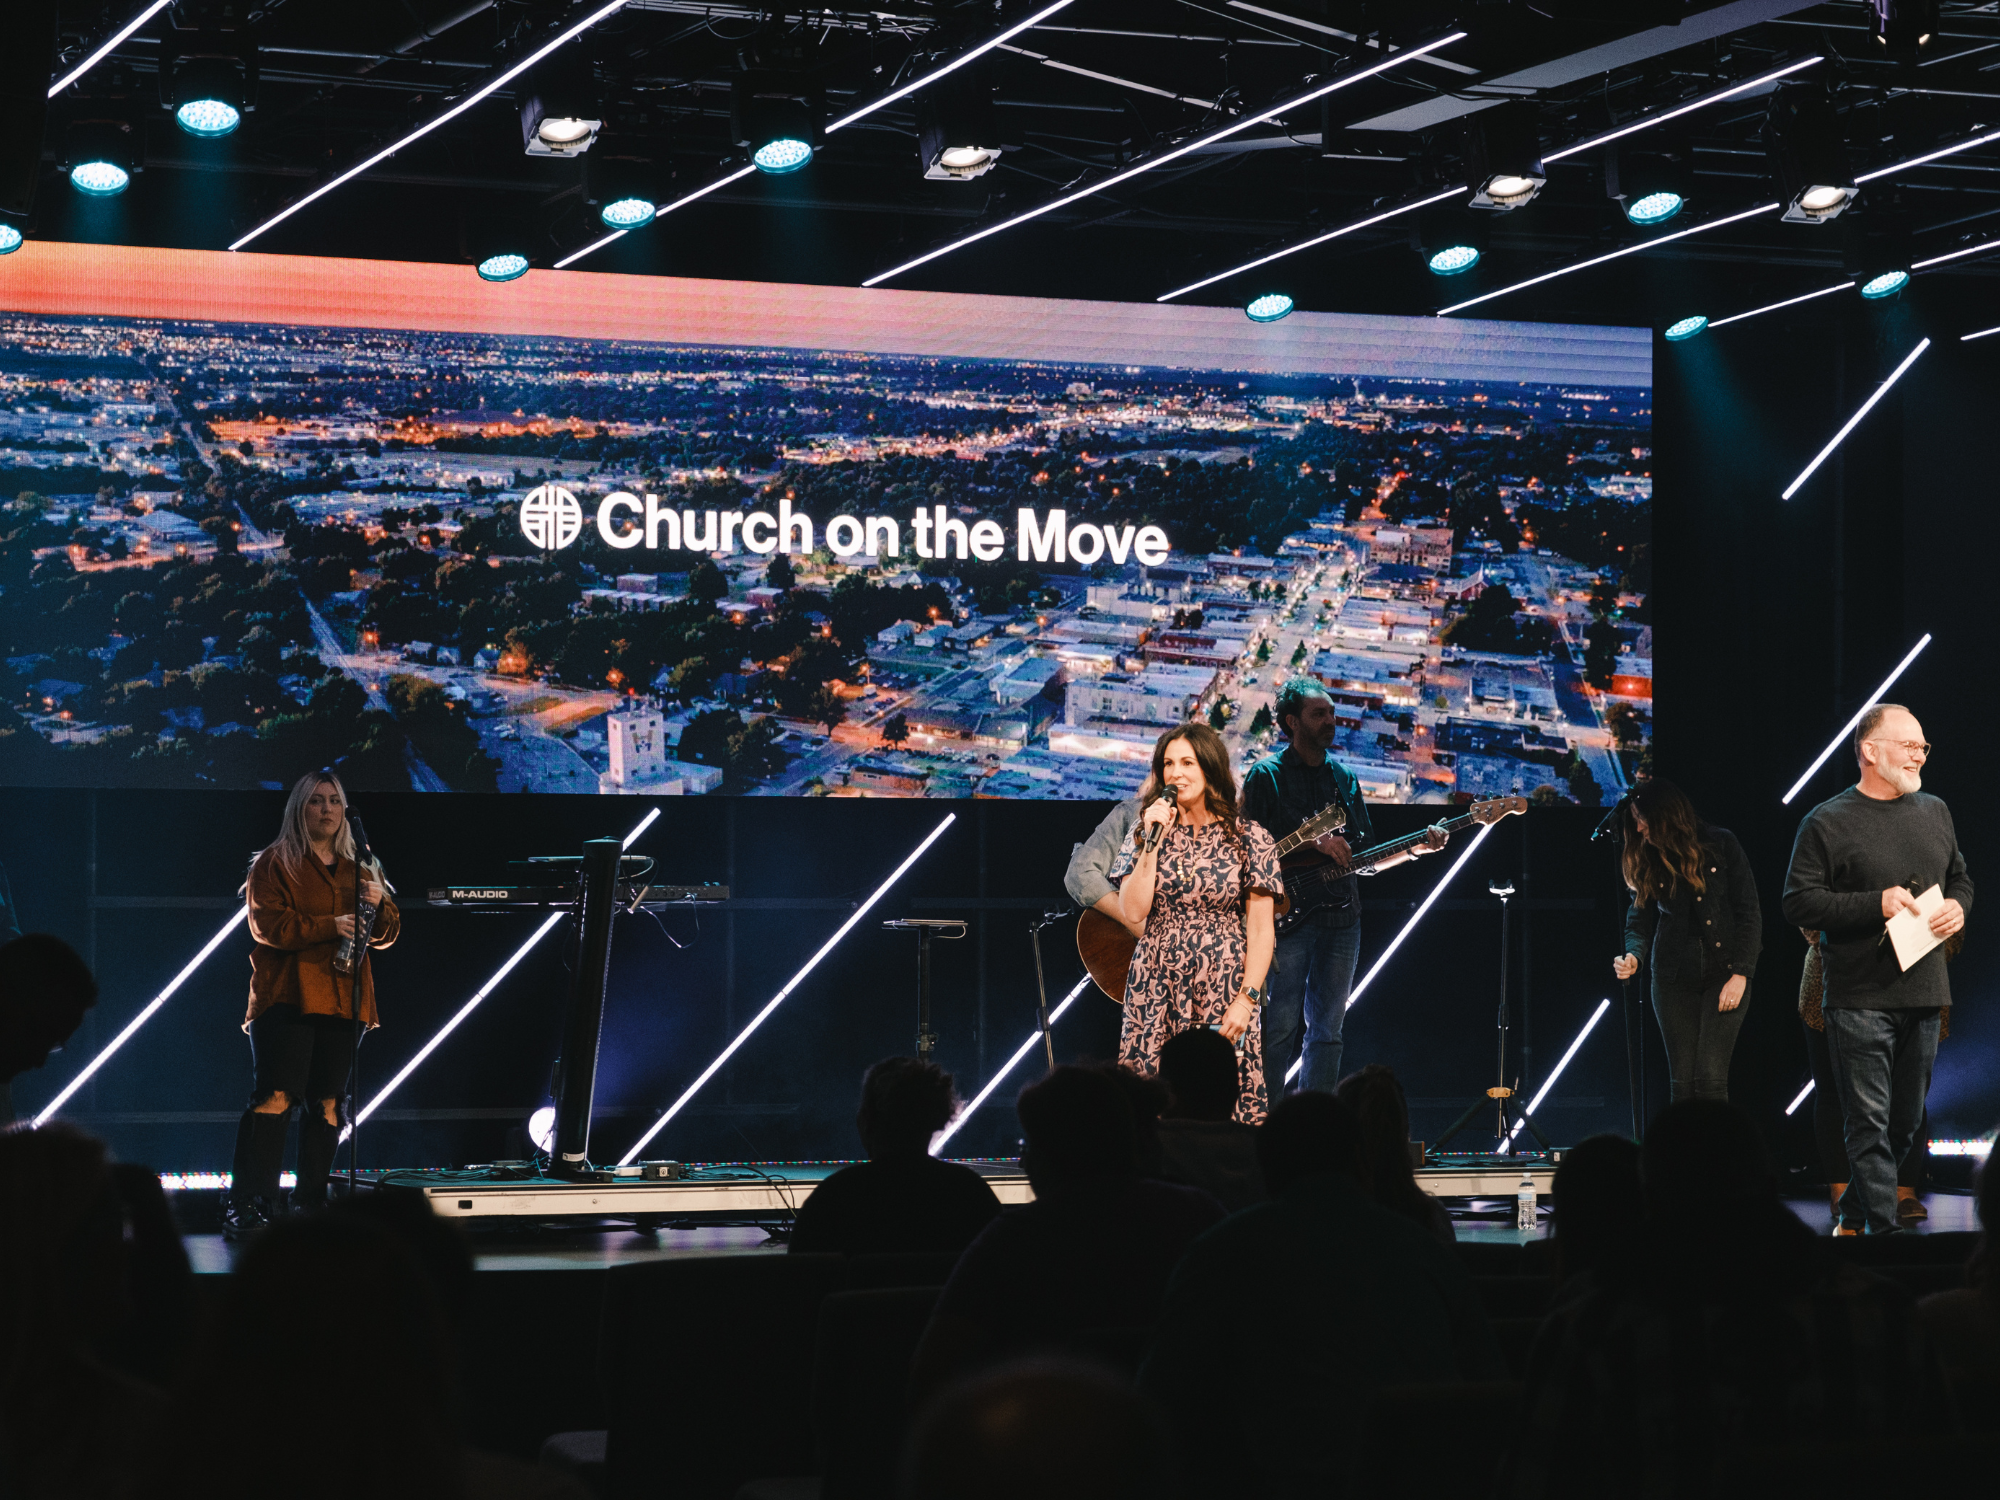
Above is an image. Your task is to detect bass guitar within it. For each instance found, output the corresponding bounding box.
[1076,801,1350,1005]
[1273,795,1527,936]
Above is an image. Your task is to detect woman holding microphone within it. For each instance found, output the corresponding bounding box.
[224,771,398,1239]
[1109,723,1282,1122]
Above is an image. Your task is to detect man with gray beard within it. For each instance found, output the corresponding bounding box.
[1783,704,1971,1234]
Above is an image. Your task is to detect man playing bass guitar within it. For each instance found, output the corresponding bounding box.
[1241,678,1447,1096]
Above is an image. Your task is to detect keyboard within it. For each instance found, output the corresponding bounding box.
[428,883,729,906]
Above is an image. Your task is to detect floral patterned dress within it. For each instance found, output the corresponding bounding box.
[1109,816,1284,1123]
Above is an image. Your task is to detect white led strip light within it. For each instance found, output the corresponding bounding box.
[931,976,1091,1154]
[1780,338,1930,502]
[1780,633,1932,805]
[618,813,957,1164]
[48,0,173,98]
[1501,998,1612,1150]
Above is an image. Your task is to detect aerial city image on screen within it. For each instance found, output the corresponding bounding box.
[0,310,1651,801]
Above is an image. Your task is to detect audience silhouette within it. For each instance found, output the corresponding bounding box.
[1336,1063,1455,1244]
[0,933,98,1125]
[1153,1027,1266,1211]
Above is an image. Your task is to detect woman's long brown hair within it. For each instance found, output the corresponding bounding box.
[1141,722,1245,852]
[1620,777,1706,906]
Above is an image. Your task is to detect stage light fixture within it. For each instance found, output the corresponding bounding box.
[1414,206,1486,279]
[1501,998,1612,1151]
[1608,146,1691,227]
[1781,338,1929,502]
[1780,633,1931,804]
[1785,1079,1815,1116]
[1245,292,1294,322]
[1767,88,1858,225]
[1465,105,1545,211]
[1845,201,1913,302]
[931,975,1091,1155]
[1285,821,1498,1086]
[477,252,529,283]
[867,29,1466,287]
[599,196,653,230]
[733,74,822,176]
[618,813,956,1165]
[1429,243,1480,276]
[162,38,254,140]
[1859,270,1908,300]
[1438,201,1779,317]
[916,61,1002,181]
[349,808,660,1136]
[34,909,247,1127]
[63,119,139,197]
[520,49,600,157]
[1664,315,1708,341]
[0,223,22,255]
[1872,0,1937,53]
[585,150,659,230]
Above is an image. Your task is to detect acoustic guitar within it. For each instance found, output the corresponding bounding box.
[1075,801,1349,1004]
[1273,795,1527,936]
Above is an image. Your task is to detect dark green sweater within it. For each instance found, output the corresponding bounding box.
[1781,787,1973,1010]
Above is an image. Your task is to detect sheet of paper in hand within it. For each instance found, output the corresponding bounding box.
[1886,884,1946,972]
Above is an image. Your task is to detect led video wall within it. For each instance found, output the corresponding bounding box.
[0,242,1649,801]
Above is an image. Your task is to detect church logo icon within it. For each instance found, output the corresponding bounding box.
[519,484,584,550]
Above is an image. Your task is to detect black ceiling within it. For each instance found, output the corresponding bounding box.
[17,0,2000,332]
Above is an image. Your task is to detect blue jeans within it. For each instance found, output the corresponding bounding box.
[1824,1007,1941,1233]
[1262,920,1362,1097]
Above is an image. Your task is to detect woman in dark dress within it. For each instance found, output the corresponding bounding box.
[1110,723,1282,1123]
[1610,778,1760,1103]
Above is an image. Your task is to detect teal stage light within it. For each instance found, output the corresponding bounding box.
[477,253,530,283]
[600,195,656,230]
[1428,244,1480,276]
[1245,292,1294,322]
[752,137,813,174]
[1626,190,1683,225]
[1860,269,1909,299]
[175,97,241,138]
[70,160,130,197]
[1665,315,1709,341]
[0,225,21,255]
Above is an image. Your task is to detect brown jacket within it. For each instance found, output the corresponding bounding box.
[244,847,401,1030]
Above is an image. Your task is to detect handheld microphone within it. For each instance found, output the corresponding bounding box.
[1141,788,1176,853]
[333,811,380,977]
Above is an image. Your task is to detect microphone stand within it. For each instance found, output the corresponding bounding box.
[1028,911,1070,1074]
[345,814,370,1202]
[1589,794,1645,1138]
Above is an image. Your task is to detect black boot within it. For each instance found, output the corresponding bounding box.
[224,1109,289,1242]
[293,1111,343,1213]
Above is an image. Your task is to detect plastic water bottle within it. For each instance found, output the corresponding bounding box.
[1516,1169,1537,1232]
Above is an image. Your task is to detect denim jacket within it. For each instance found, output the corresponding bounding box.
[1622,826,1762,989]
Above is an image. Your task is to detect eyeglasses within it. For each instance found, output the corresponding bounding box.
[1871,738,1932,758]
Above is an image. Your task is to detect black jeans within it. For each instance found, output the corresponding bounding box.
[1802,1019,1930,1188]
[1652,974,1748,1103]
[1824,1006,1941,1233]
[249,1003,355,1111]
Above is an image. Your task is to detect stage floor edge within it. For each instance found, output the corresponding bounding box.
[364,1157,1559,1223]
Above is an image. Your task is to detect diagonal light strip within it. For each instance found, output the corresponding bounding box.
[48,0,173,98]
[1857,126,2000,183]
[1285,820,1496,1084]
[1709,280,1853,329]
[1966,323,2000,342]
[931,976,1090,1154]
[1502,998,1611,1149]
[1437,202,1780,316]
[1780,633,1932,804]
[1785,1078,1815,1116]
[1157,186,1466,302]
[863,29,1468,287]
[617,812,957,1164]
[230,0,632,252]
[1541,56,1824,162]
[1781,338,1930,501]
[1913,237,2000,270]
[557,1,1076,269]
[348,806,662,1134]
[33,909,247,1127]
[1159,58,1818,306]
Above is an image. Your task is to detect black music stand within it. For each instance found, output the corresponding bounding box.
[882,919,966,1062]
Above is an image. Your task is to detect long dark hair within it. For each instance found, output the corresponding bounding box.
[1140,722,1244,848]
[1620,777,1706,907]
[1335,1065,1437,1232]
